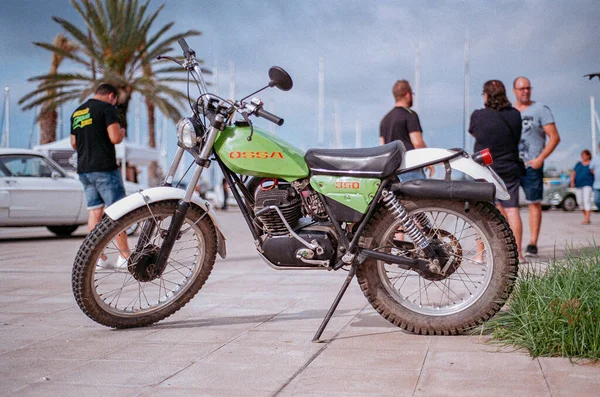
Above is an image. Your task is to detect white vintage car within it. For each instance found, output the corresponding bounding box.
[0,148,140,236]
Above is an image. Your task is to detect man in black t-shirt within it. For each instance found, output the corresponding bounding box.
[380,80,433,180]
[70,83,129,269]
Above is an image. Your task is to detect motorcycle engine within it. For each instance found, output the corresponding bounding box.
[254,181,302,235]
[253,180,337,268]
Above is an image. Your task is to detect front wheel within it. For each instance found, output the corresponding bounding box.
[357,199,518,335]
[72,200,218,328]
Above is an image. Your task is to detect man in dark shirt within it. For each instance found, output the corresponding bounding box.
[380,80,433,180]
[70,83,129,269]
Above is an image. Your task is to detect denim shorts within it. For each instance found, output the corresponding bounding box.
[399,169,426,182]
[79,169,126,210]
[520,166,544,203]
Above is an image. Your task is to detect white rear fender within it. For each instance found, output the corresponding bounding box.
[400,148,510,200]
[105,187,227,258]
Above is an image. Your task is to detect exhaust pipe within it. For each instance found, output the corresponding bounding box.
[391,179,496,202]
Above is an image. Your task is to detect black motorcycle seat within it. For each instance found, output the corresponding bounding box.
[304,141,405,178]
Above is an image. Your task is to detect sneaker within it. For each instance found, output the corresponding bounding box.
[525,244,538,257]
[96,256,110,270]
[115,255,128,269]
[96,255,128,270]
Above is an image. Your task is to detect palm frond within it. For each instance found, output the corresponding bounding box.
[144,30,202,60]
[28,72,92,83]
[18,82,82,106]
[141,22,174,55]
[151,65,186,74]
[52,17,96,57]
[34,42,90,68]
[21,90,87,111]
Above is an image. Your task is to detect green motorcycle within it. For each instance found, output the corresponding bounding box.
[72,39,518,341]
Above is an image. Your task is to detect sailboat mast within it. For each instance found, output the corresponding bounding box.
[3,87,9,148]
[414,43,420,113]
[318,57,325,148]
[229,62,236,101]
[463,35,470,151]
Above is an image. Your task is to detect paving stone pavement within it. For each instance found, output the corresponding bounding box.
[0,208,599,396]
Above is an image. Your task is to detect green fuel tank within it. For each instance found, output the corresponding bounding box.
[213,124,309,182]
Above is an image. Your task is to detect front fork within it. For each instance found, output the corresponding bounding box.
[136,116,224,274]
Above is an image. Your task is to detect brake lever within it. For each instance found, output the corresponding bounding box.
[239,110,255,141]
[156,55,183,66]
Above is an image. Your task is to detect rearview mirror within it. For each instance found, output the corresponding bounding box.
[268,67,293,91]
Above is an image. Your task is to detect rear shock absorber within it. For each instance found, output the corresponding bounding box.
[413,212,433,233]
[382,191,436,258]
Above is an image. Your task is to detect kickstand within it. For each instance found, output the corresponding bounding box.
[311,263,358,343]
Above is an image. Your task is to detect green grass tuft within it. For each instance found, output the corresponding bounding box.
[484,245,600,359]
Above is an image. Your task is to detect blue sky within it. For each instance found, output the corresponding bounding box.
[1,0,600,171]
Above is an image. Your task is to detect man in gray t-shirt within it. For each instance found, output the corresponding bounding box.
[513,76,561,258]
[518,102,555,164]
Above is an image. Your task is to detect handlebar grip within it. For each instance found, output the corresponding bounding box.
[178,38,195,57]
[256,107,284,126]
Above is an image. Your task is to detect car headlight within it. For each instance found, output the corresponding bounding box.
[552,192,561,200]
[176,118,201,149]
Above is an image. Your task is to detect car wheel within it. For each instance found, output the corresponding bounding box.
[541,205,551,211]
[47,225,80,236]
[561,196,577,212]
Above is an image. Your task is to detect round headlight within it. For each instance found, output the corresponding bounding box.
[176,118,198,149]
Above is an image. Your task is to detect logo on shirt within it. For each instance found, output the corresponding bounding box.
[72,108,92,129]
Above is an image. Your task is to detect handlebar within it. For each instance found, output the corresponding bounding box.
[174,37,285,128]
[256,107,284,126]
[178,37,195,59]
[176,37,208,95]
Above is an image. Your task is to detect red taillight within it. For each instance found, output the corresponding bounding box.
[472,149,493,166]
[481,149,493,165]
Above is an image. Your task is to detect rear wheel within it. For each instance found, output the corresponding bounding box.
[72,200,217,328]
[357,199,518,335]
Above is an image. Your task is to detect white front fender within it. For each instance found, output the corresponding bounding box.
[401,148,510,201]
[105,187,227,258]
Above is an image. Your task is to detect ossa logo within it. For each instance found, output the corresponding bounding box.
[335,181,360,189]
[229,151,284,159]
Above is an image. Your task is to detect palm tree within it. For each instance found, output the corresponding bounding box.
[585,73,600,81]
[38,34,78,144]
[19,0,202,134]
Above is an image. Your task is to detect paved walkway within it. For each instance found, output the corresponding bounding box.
[0,209,599,396]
